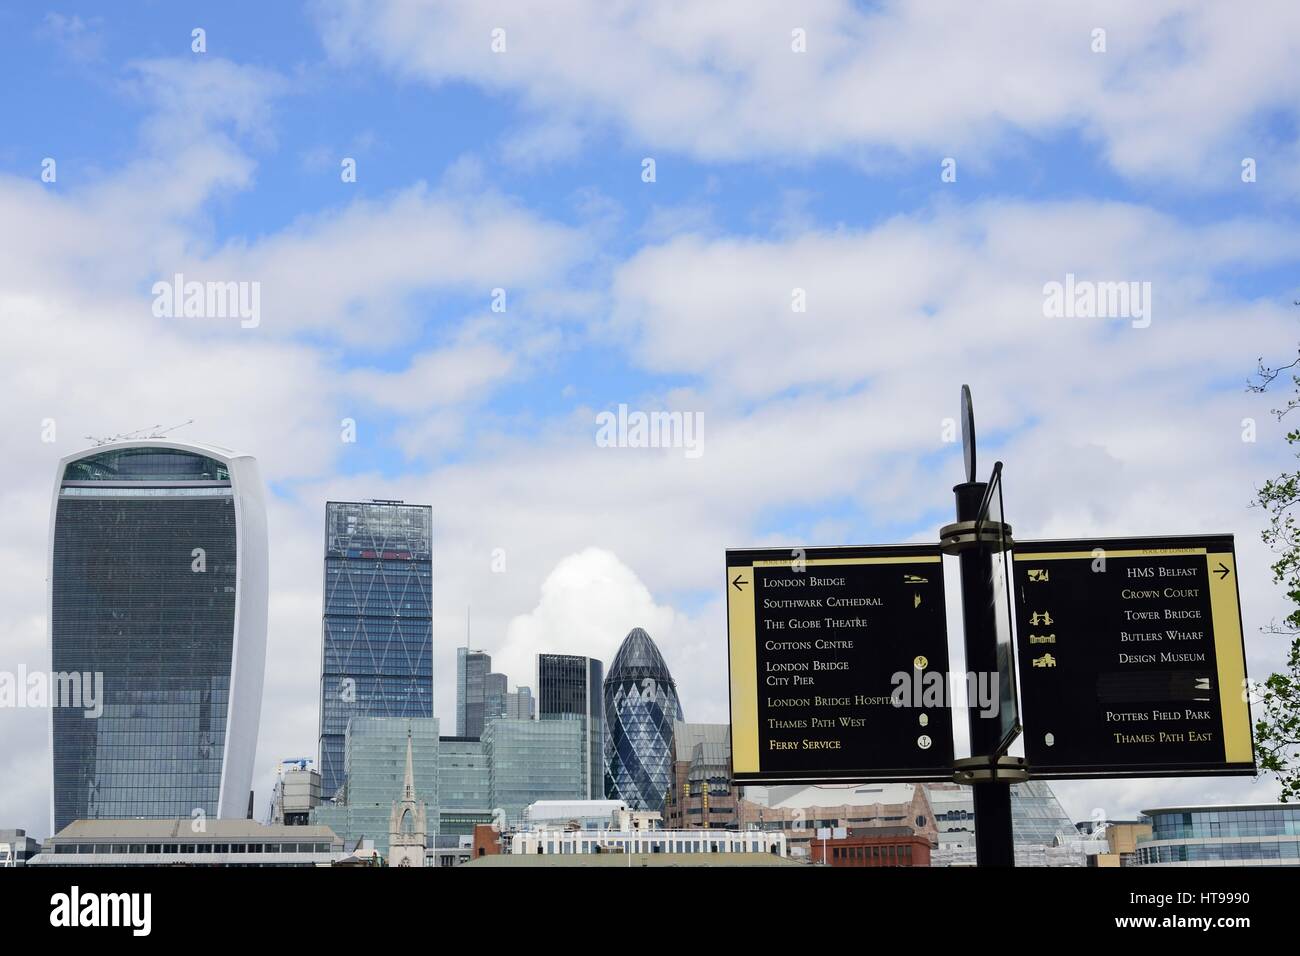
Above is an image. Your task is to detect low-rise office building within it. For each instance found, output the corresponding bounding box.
[469,851,797,868]
[1132,804,1300,866]
[510,803,785,857]
[0,829,41,867]
[27,819,344,867]
[512,826,786,857]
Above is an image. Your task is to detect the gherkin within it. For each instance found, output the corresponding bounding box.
[603,627,683,811]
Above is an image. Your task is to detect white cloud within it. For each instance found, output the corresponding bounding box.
[608,201,1300,399]
[495,548,677,686]
[189,183,586,344]
[345,336,516,411]
[39,13,106,64]
[4,25,1298,839]
[316,1,1300,188]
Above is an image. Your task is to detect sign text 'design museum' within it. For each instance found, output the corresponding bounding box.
[1012,534,1254,779]
[727,545,954,785]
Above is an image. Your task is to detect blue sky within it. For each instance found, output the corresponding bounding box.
[4,2,1300,832]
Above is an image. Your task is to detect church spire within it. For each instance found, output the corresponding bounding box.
[389,722,427,866]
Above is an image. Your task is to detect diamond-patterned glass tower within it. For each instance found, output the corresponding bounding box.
[603,627,683,812]
[318,501,433,799]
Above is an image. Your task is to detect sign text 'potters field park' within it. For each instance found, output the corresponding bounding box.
[1013,534,1253,778]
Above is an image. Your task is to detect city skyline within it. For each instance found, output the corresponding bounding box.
[7,428,1288,840]
[5,2,1300,841]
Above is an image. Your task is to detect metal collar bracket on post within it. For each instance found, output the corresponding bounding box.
[938,520,1013,555]
[952,755,1029,784]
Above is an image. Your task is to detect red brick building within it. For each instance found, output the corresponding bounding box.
[472,824,503,859]
[810,828,932,867]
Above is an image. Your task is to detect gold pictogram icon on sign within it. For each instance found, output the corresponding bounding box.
[1032,653,1057,668]
[1029,633,1056,644]
[1027,569,1049,582]
[1029,611,1054,627]
[904,574,929,584]
[913,655,928,670]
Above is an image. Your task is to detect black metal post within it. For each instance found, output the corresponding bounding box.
[954,481,1015,866]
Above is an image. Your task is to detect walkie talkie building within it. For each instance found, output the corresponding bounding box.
[48,441,268,833]
[603,627,683,812]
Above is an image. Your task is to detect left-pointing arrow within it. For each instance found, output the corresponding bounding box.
[732,574,747,592]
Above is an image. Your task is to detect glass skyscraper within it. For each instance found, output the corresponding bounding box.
[437,736,492,837]
[603,628,682,812]
[483,718,586,827]
[318,501,433,798]
[48,441,268,832]
[311,716,439,857]
[537,653,605,800]
[455,647,492,738]
[505,686,534,720]
[485,671,508,725]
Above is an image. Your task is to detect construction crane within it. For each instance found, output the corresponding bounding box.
[83,419,194,446]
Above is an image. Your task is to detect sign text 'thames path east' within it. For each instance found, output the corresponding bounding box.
[1013,534,1254,778]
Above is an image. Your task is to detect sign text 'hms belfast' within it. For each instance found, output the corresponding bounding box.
[1012,534,1253,778]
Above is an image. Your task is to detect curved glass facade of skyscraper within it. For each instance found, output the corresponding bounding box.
[49,441,268,832]
[603,627,683,812]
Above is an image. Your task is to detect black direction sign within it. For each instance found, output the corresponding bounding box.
[1012,534,1254,779]
[726,545,954,785]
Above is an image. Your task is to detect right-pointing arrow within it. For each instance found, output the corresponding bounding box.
[1214,562,1230,580]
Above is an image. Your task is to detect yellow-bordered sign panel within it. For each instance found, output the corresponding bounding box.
[1012,534,1255,778]
[726,544,954,785]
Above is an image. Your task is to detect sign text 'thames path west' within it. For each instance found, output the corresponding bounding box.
[727,545,954,785]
